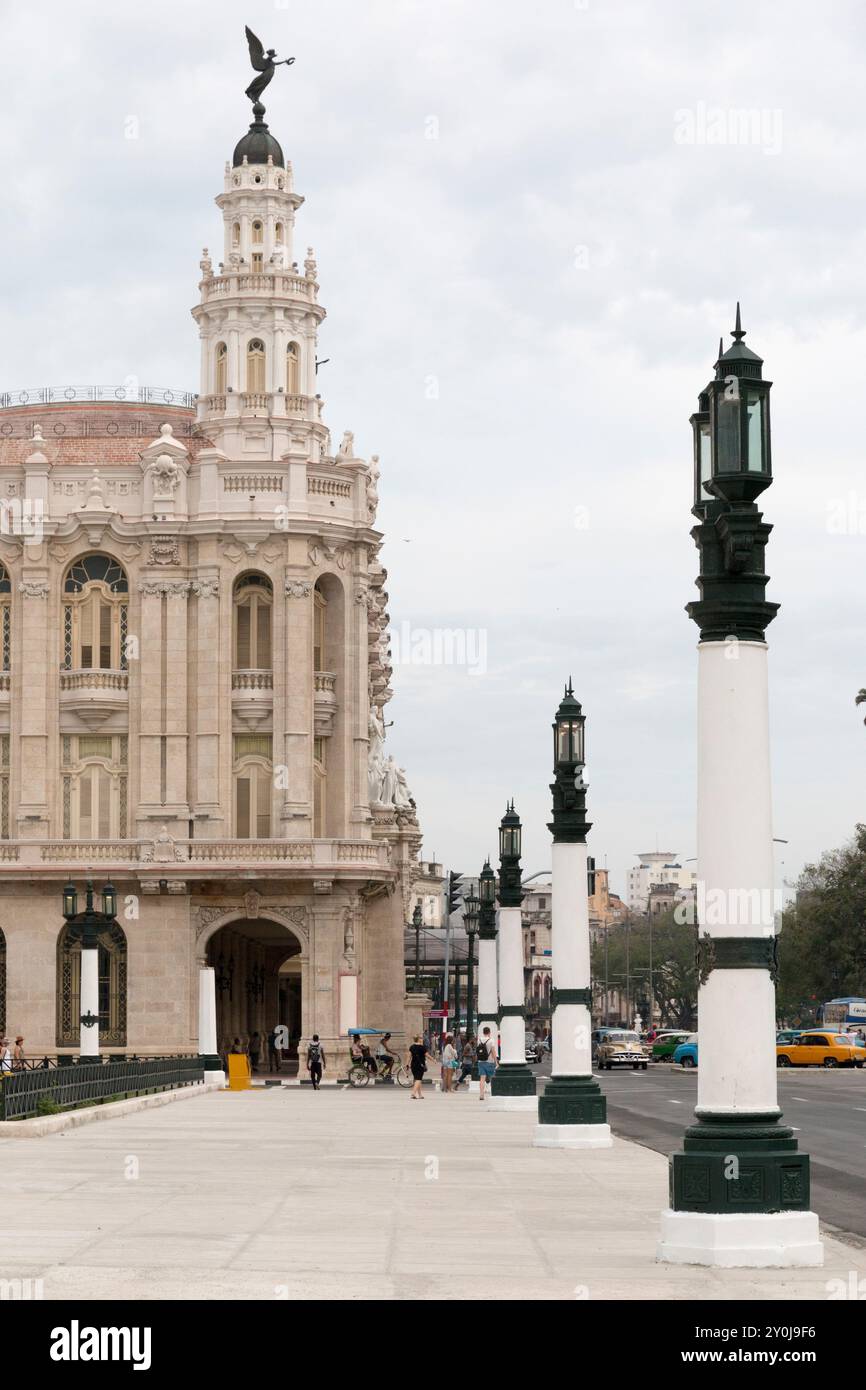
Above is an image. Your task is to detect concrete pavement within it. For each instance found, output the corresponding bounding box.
[1,1085,864,1300]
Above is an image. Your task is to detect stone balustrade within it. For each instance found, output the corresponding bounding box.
[231,670,274,691]
[0,838,393,872]
[200,272,316,302]
[59,670,129,692]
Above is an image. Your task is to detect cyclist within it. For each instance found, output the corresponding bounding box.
[376,1032,397,1078]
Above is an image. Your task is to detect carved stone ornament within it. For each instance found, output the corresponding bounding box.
[191,578,220,598]
[138,580,191,598]
[141,825,186,863]
[18,580,49,598]
[244,888,261,919]
[148,535,180,566]
[285,579,312,598]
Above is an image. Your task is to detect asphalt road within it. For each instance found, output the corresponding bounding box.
[534,1056,866,1242]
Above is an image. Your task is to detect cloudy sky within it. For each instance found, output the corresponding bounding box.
[2,0,865,899]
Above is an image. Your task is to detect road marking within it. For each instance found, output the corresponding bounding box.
[667,1099,683,1105]
[792,1097,809,1102]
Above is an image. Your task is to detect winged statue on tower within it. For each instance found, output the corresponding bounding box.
[244,26,295,110]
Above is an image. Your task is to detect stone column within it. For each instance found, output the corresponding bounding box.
[281,572,313,836]
[16,578,50,833]
[190,574,223,833]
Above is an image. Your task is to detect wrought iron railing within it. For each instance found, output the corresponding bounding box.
[0,1054,203,1121]
[0,386,197,410]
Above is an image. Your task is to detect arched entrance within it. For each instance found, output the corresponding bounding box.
[206,917,304,1072]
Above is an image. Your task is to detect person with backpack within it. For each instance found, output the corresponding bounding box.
[476,1026,497,1100]
[306,1034,325,1089]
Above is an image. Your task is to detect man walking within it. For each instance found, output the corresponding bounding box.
[476,1026,497,1100]
[306,1034,325,1090]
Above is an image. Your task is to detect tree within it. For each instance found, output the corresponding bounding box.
[591,909,697,1028]
[776,824,866,1020]
[856,689,866,726]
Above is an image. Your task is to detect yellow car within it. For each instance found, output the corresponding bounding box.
[776,1031,864,1069]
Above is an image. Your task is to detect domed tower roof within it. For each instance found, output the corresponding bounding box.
[232,105,285,168]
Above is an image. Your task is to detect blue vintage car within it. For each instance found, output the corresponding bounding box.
[672,1035,698,1068]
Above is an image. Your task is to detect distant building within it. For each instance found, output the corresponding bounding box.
[627,852,696,914]
[522,875,552,1025]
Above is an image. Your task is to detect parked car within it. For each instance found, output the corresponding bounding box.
[596,1031,648,1071]
[776,1031,864,1069]
[525,1033,541,1064]
[672,1035,698,1067]
[651,1032,692,1062]
[776,1030,803,1045]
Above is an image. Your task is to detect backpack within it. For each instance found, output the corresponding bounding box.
[307,1041,321,1064]
[476,1040,489,1063]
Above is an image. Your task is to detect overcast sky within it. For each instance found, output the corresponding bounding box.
[2,0,865,899]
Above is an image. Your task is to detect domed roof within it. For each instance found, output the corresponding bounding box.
[232,113,285,169]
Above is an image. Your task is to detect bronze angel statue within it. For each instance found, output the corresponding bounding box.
[244,26,294,107]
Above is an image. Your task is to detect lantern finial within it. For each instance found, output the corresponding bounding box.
[732,301,745,342]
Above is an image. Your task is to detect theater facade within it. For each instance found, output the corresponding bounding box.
[0,101,421,1069]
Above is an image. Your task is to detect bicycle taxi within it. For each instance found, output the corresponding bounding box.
[346,1028,410,1087]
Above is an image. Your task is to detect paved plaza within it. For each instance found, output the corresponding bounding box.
[1,1086,865,1301]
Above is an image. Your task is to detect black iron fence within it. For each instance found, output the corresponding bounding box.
[0,1054,203,1121]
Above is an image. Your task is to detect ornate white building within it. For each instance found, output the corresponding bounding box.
[0,101,421,1068]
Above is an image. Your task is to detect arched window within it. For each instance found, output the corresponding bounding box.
[57,919,127,1047]
[233,734,272,839]
[233,574,272,669]
[252,220,263,244]
[215,343,227,394]
[275,222,284,245]
[61,734,128,840]
[246,340,266,393]
[62,554,128,671]
[286,342,300,396]
[232,222,240,247]
[313,587,326,672]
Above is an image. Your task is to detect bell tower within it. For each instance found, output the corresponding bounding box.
[192,100,327,465]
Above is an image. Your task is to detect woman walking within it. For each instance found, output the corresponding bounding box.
[453,1035,475,1089]
[440,1034,457,1092]
[408,1035,427,1099]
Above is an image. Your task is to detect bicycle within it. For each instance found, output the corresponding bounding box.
[347,1057,411,1087]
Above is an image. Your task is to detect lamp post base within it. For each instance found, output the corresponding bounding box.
[537,1073,607,1126]
[657,1209,823,1268]
[489,1062,536,1100]
[533,1122,612,1149]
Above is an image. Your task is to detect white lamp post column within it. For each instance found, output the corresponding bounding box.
[489,803,536,1111]
[535,684,611,1148]
[658,309,821,1268]
[79,943,100,1058]
[473,860,498,1092]
[198,963,224,1085]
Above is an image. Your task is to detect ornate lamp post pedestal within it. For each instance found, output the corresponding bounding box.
[535,685,611,1148]
[198,964,224,1082]
[489,804,536,1111]
[471,861,498,1093]
[657,312,821,1267]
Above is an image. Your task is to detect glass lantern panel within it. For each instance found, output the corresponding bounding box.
[745,392,764,471]
[716,394,740,472]
[700,422,712,494]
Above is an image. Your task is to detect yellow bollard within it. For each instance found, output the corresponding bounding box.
[227,1054,252,1090]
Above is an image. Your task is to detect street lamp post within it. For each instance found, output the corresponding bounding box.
[535,684,611,1147]
[475,860,498,1089]
[61,878,117,1059]
[489,803,537,1110]
[658,309,821,1267]
[463,892,480,1039]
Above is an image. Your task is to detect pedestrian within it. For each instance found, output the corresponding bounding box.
[230,1036,245,1054]
[441,1034,457,1092]
[12,1036,24,1069]
[454,1035,475,1089]
[249,1031,261,1074]
[306,1034,325,1089]
[476,1026,497,1100]
[267,1027,280,1073]
[408,1034,427,1099]
[0,1037,11,1072]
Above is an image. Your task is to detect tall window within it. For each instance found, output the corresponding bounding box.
[275,222,284,245]
[286,342,300,395]
[313,588,326,671]
[232,222,240,247]
[246,339,266,393]
[252,220,263,244]
[57,921,127,1046]
[314,736,326,837]
[0,735,8,840]
[215,342,227,394]
[233,734,272,838]
[61,735,128,840]
[62,554,128,670]
[233,574,272,669]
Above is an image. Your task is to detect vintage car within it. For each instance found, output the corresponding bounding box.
[672,1035,698,1067]
[776,1031,864,1068]
[650,1031,693,1062]
[596,1030,648,1071]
